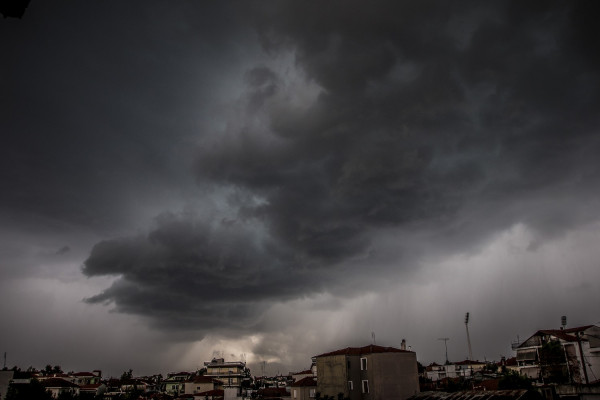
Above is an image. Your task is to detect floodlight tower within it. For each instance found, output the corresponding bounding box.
[465,312,473,361]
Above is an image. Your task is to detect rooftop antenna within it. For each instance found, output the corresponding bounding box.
[465,312,473,361]
[561,315,567,330]
[438,338,450,364]
[371,331,376,345]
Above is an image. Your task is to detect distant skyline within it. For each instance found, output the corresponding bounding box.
[1,1,600,378]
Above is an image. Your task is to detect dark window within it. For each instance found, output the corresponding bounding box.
[361,358,367,371]
[362,380,369,393]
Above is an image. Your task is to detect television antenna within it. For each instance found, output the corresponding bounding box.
[438,338,450,364]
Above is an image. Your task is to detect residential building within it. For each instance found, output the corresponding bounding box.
[79,383,106,398]
[70,371,101,386]
[120,378,148,394]
[315,344,419,400]
[514,324,600,384]
[257,386,290,399]
[292,369,315,382]
[497,357,519,374]
[184,375,223,396]
[407,389,542,400]
[41,378,80,398]
[292,376,317,400]
[425,360,486,381]
[164,371,192,396]
[197,388,225,400]
[204,358,251,390]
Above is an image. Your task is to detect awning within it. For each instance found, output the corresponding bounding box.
[516,349,537,361]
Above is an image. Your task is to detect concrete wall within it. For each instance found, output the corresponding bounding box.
[317,352,419,400]
[368,352,419,400]
[292,386,316,400]
[0,371,14,400]
[317,355,349,399]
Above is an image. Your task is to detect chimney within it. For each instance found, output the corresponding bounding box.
[401,339,406,350]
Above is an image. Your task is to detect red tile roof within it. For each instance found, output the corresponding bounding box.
[504,357,517,366]
[42,378,80,388]
[292,376,317,387]
[563,325,595,333]
[292,369,312,375]
[474,379,500,391]
[315,344,410,357]
[537,330,580,342]
[72,372,96,377]
[527,325,597,344]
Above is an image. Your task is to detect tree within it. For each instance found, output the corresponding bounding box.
[539,340,568,383]
[498,371,532,390]
[120,369,133,381]
[5,379,53,400]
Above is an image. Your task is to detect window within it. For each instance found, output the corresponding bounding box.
[309,389,316,398]
[362,380,369,393]
[360,357,367,371]
[293,389,297,398]
[348,381,353,390]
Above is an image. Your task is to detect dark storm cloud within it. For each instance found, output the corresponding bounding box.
[82,1,600,333]
[0,2,252,233]
[83,211,326,332]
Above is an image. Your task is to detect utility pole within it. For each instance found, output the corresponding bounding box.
[465,312,473,361]
[438,338,450,364]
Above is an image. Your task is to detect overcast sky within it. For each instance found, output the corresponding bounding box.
[2,1,600,378]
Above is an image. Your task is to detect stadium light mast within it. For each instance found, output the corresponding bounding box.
[465,312,473,361]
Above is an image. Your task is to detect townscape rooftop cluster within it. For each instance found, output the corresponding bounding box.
[2,322,600,400]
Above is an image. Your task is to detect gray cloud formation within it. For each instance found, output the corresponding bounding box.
[80,0,600,340]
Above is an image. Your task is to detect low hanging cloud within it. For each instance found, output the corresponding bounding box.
[83,211,330,333]
[82,0,600,339]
